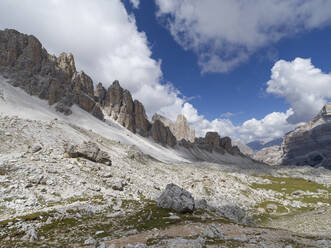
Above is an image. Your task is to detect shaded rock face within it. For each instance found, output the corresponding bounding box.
[194,132,242,155]
[0,29,104,120]
[96,80,152,136]
[158,183,195,213]
[281,103,331,169]
[103,81,135,132]
[150,120,177,147]
[134,100,151,137]
[64,141,112,166]
[152,113,195,142]
[94,82,106,106]
[205,132,221,147]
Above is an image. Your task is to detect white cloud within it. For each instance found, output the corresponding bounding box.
[267,58,331,123]
[239,109,296,143]
[155,0,331,73]
[182,102,296,143]
[130,0,140,9]
[0,1,326,145]
[0,0,183,118]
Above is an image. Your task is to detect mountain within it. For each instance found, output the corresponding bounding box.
[152,113,195,142]
[0,28,250,164]
[247,137,283,151]
[253,103,331,168]
[281,102,331,169]
[1,29,331,247]
[246,140,264,151]
[232,139,254,156]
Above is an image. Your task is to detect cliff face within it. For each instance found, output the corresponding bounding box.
[0,29,104,120]
[152,113,195,142]
[0,29,247,154]
[279,103,331,168]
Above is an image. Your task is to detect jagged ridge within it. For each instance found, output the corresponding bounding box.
[0,28,243,156]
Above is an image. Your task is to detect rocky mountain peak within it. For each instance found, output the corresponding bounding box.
[56,52,76,80]
[0,28,104,120]
[174,114,195,142]
[152,113,195,142]
[255,102,331,168]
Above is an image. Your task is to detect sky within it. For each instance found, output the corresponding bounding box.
[1,0,331,143]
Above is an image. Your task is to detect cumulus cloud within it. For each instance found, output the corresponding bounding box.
[0,1,326,144]
[267,58,331,123]
[0,0,182,117]
[155,0,331,73]
[182,102,296,143]
[239,109,296,143]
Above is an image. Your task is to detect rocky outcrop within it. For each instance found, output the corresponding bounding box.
[134,99,151,137]
[95,80,152,137]
[64,141,112,166]
[281,103,331,169]
[158,183,195,213]
[174,114,195,142]
[195,132,242,155]
[94,82,106,106]
[0,29,104,120]
[152,113,195,142]
[150,120,177,147]
[101,80,135,132]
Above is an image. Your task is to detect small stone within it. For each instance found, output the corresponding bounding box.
[112,181,125,191]
[84,237,97,245]
[98,242,106,248]
[201,224,224,239]
[266,203,278,212]
[291,190,305,196]
[31,145,42,153]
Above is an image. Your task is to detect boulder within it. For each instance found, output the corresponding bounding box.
[157,183,195,213]
[64,141,111,166]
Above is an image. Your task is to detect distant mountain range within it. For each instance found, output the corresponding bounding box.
[246,138,283,151]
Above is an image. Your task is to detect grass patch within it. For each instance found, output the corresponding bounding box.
[251,176,330,194]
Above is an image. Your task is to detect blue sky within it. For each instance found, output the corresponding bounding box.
[1,0,331,143]
[124,0,331,125]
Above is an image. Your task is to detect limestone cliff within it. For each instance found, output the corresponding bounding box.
[152,113,195,142]
[0,29,103,120]
[281,103,331,169]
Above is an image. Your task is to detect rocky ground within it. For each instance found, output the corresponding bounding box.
[0,114,331,247]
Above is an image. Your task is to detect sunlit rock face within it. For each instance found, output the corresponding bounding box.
[152,113,195,142]
[281,103,331,169]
